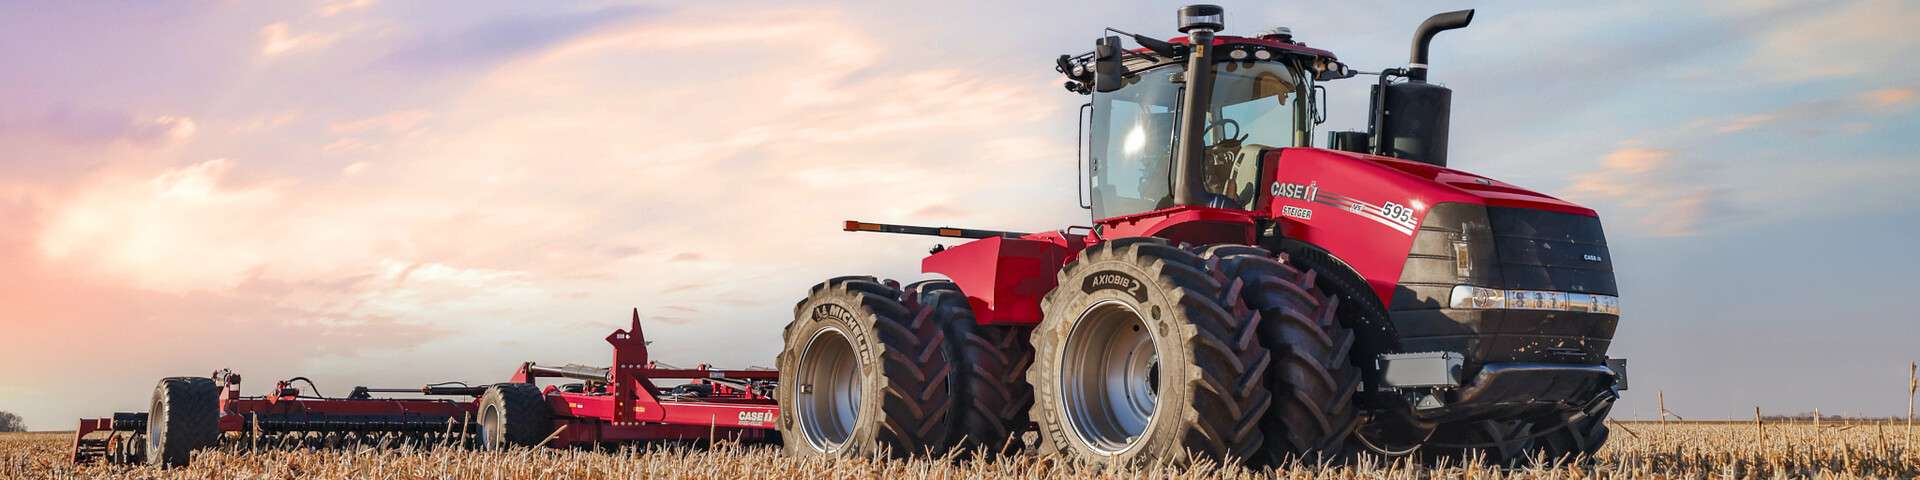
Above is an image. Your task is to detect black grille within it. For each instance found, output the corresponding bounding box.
[1486,207,1615,295]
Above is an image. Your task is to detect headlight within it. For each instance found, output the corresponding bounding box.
[1448,285,1619,315]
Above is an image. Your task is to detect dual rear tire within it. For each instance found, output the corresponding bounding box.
[776,276,1033,458]
[779,239,1357,466]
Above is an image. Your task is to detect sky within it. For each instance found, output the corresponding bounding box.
[1,0,1916,431]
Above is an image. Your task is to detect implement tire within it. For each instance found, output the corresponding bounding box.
[1424,417,1536,466]
[477,383,553,449]
[145,377,219,467]
[1529,404,1612,465]
[1029,237,1272,466]
[906,280,1033,456]
[1199,245,1360,465]
[778,276,953,458]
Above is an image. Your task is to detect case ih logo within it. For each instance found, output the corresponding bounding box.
[1271,181,1319,202]
[1270,181,1418,236]
[738,411,775,426]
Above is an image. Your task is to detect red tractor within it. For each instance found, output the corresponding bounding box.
[779,6,1625,466]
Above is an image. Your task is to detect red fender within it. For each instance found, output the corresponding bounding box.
[921,233,1081,326]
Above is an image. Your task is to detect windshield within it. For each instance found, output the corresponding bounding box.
[1088,62,1306,220]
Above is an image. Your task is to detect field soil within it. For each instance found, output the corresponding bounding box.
[4,422,1917,479]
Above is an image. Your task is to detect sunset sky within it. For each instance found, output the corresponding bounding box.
[3,0,1917,430]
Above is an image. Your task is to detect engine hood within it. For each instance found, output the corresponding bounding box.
[1355,151,1595,217]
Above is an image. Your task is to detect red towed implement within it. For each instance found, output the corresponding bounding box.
[73,311,778,466]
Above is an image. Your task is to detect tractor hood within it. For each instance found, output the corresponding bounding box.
[1329,149,1596,217]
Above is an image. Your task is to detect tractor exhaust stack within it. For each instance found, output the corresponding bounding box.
[1406,10,1474,82]
[1372,9,1474,167]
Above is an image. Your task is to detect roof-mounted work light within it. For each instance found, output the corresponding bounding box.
[1177,5,1223,33]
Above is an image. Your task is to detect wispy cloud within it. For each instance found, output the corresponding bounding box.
[1705,86,1917,136]
[259,21,339,57]
[1860,87,1916,110]
[318,0,375,18]
[328,109,433,135]
[380,5,655,72]
[1742,0,1920,82]
[0,107,195,146]
[1562,146,1723,237]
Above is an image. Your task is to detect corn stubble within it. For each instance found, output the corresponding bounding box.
[5,422,1916,479]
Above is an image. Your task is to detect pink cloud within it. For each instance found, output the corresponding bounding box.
[1562,146,1718,237]
[319,0,375,17]
[259,22,339,57]
[1861,87,1916,110]
[328,109,434,135]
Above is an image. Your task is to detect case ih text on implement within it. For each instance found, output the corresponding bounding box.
[75,5,1626,468]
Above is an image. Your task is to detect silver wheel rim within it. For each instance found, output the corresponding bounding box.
[145,394,163,458]
[479,404,500,449]
[796,327,862,452]
[1060,300,1160,454]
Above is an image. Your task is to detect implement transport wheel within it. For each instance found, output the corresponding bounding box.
[906,280,1034,456]
[1029,237,1272,466]
[477,383,553,449]
[1529,403,1612,465]
[146,377,219,467]
[1199,245,1361,465]
[1424,417,1536,467]
[778,276,954,458]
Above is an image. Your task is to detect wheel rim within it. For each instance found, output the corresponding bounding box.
[145,396,163,458]
[1060,300,1160,454]
[796,327,862,452]
[479,404,501,449]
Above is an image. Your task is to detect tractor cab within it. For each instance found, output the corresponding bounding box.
[1067,31,1344,220]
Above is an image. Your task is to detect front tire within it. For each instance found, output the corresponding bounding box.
[777,276,953,458]
[1200,245,1361,465]
[145,377,219,467]
[1029,237,1271,465]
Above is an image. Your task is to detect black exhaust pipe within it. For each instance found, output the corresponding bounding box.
[1371,9,1474,167]
[1406,10,1473,82]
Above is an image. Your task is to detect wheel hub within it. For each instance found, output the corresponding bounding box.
[795,327,862,452]
[1060,300,1161,454]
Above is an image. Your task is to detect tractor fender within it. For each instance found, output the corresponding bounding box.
[921,234,1081,327]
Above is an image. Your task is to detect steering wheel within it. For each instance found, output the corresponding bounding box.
[1201,118,1247,147]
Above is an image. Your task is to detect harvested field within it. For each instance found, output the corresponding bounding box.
[4,421,1916,479]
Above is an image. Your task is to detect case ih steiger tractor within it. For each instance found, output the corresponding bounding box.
[779,5,1625,467]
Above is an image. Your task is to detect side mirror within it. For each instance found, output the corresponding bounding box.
[1312,85,1328,125]
[1093,36,1126,93]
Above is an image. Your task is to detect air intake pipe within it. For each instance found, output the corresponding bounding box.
[1172,4,1222,207]
[1371,9,1473,167]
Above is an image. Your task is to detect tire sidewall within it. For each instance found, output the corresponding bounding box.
[778,288,887,457]
[1033,253,1199,463]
